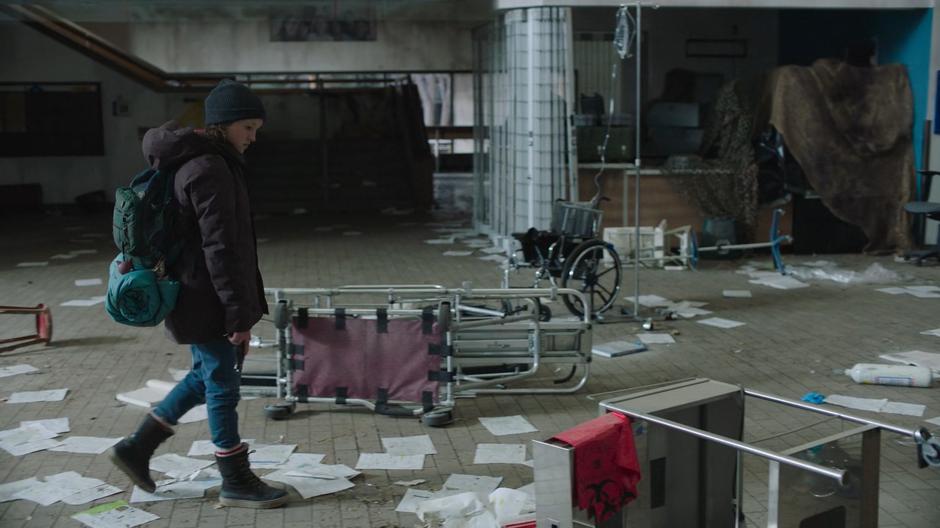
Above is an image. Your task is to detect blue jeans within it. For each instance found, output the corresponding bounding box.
[153,339,242,449]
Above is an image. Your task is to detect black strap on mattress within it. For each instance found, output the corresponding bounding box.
[428,343,453,356]
[296,308,309,329]
[296,384,309,402]
[289,358,305,371]
[376,388,389,406]
[428,370,455,382]
[421,391,434,412]
[335,386,348,404]
[334,308,346,330]
[421,307,434,335]
[376,308,388,333]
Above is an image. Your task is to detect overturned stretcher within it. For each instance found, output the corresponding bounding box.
[249,285,594,427]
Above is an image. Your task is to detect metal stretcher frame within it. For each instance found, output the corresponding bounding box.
[256,285,594,424]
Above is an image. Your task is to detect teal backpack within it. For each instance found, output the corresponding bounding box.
[106,168,182,327]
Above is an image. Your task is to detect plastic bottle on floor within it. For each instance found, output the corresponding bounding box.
[844,363,934,388]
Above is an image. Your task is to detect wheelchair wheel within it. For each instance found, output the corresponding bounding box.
[560,239,622,318]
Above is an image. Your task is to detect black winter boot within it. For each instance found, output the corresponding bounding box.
[216,443,289,509]
[109,413,174,493]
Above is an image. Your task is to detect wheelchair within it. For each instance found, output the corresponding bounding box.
[506,199,622,319]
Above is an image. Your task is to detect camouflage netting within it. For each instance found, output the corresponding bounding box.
[667,59,916,253]
[665,79,761,242]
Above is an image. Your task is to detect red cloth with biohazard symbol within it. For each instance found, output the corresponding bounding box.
[552,412,641,523]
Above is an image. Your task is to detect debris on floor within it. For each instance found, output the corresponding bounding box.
[637,333,675,345]
[844,363,934,388]
[75,278,103,287]
[0,364,39,378]
[355,452,426,470]
[49,436,121,455]
[876,285,940,298]
[473,443,527,464]
[878,350,940,374]
[0,422,63,456]
[60,296,106,307]
[697,317,746,329]
[72,499,159,528]
[825,394,926,417]
[722,289,752,298]
[921,328,940,337]
[13,471,120,506]
[592,340,647,358]
[788,262,900,284]
[479,415,538,436]
[7,388,68,403]
[381,434,437,455]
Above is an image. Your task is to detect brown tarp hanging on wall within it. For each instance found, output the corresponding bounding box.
[760,59,915,253]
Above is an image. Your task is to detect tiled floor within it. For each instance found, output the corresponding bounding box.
[1,211,939,527]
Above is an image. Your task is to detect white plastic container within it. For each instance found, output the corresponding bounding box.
[844,363,934,388]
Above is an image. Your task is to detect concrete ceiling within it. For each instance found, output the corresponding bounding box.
[3,0,495,24]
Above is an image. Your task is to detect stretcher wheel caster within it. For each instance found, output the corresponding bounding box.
[421,410,453,427]
[264,402,295,421]
[537,303,552,322]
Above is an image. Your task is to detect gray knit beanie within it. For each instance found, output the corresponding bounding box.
[204,79,266,126]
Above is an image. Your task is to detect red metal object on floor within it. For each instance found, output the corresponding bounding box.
[0,304,53,353]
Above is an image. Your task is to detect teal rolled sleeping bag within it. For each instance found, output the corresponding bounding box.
[105,254,179,327]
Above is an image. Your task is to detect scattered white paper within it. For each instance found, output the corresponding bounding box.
[72,499,160,528]
[723,290,752,298]
[7,388,68,403]
[749,276,809,290]
[443,250,473,257]
[697,317,746,329]
[249,443,297,468]
[879,351,940,374]
[168,368,188,381]
[907,285,940,293]
[50,436,121,455]
[0,423,62,456]
[636,294,673,307]
[69,249,98,255]
[395,479,427,486]
[478,254,506,262]
[637,333,675,345]
[186,438,257,457]
[825,395,889,413]
[62,483,123,505]
[876,287,910,295]
[75,278,103,287]
[0,477,41,503]
[0,364,39,378]
[443,474,503,495]
[881,401,926,417]
[129,480,207,503]
[15,471,102,506]
[479,415,538,436]
[480,246,505,254]
[16,261,48,267]
[473,443,527,464]
[396,488,437,513]
[425,238,454,245]
[264,469,355,499]
[60,296,106,307]
[908,290,940,299]
[675,307,713,318]
[50,253,78,260]
[417,491,491,523]
[150,453,214,479]
[268,452,328,470]
[925,416,940,427]
[489,487,536,525]
[284,462,359,480]
[355,453,425,470]
[382,434,437,456]
[21,417,69,434]
[177,404,208,424]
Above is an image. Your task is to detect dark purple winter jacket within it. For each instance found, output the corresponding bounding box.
[142,121,267,344]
